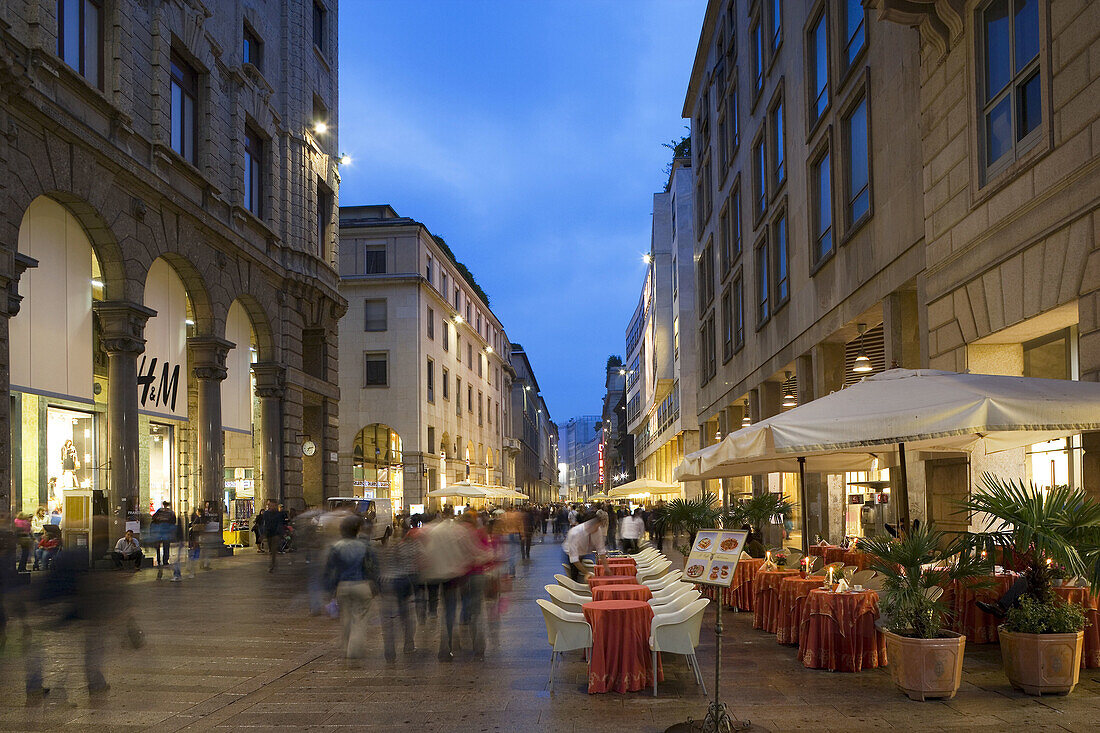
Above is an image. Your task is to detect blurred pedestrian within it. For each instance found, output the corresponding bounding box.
[620,508,645,553]
[150,501,176,579]
[459,511,493,659]
[562,510,610,580]
[258,500,285,573]
[324,515,379,666]
[14,513,32,573]
[199,501,221,570]
[378,531,420,661]
[419,507,486,661]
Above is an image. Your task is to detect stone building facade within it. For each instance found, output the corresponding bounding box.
[684,0,926,543]
[509,343,557,504]
[0,0,344,537]
[337,206,515,510]
[626,158,703,500]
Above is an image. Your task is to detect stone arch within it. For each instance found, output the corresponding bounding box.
[145,252,214,336]
[224,293,277,362]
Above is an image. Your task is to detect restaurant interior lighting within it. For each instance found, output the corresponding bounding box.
[782,371,797,408]
[741,399,751,427]
[853,323,873,373]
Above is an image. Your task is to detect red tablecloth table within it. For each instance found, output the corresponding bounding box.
[697,557,765,611]
[948,574,1017,644]
[798,589,886,672]
[582,600,662,694]
[608,557,637,567]
[808,545,835,558]
[1055,586,1100,668]
[592,583,654,602]
[753,570,800,632]
[842,550,872,571]
[824,547,848,565]
[594,564,638,577]
[776,576,826,645]
[588,575,637,591]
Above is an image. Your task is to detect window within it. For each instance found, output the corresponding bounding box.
[733,274,745,350]
[465,302,471,322]
[718,205,730,275]
[694,178,706,238]
[443,322,450,351]
[316,181,331,256]
[243,24,262,70]
[426,255,433,285]
[364,299,386,331]
[364,244,385,274]
[478,392,483,426]
[467,343,473,368]
[756,239,770,324]
[697,242,715,310]
[672,256,678,299]
[442,368,450,399]
[441,272,449,296]
[456,377,462,415]
[170,51,198,164]
[427,427,435,455]
[674,315,680,360]
[454,287,460,310]
[774,213,789,304]
[841,0,866,72]
[700,316,717,382]
[726,86,739,157]
[730,185,743,259]
[487,397,492,424]
[364,353,387,387]
[313,1,327,54]
[57,0,103,89]
[981,0,1041,174]
[426,359,435,402]
[752,16,764,96]
[457,336,461,363]
[752,134,767,218]
[769,0,782,53]
[468,385,473,413]
[244,127,263,216]
[721,288,734,361]
[812,149,834,264]
[809,10,828,124]
[843,96,870,227]
[427,306,435,340]
[770,98,785,188]
[718,111,729,172]
[478,353,483,377]
[476,313,481,333]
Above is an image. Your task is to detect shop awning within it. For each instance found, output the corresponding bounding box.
[608,477,682,499]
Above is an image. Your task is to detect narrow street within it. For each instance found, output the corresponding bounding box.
[1,541,1098,732]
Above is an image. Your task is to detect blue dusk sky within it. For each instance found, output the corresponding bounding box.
[338,0,707,422]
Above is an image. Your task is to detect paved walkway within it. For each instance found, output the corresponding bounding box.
[1,539,1098,731]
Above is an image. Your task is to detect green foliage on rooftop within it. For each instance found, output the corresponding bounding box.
[432,234,490,307]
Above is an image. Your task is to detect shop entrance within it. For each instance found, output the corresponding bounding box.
[353,423,403,510]
[47,405,97,499]
[148,422,174,512]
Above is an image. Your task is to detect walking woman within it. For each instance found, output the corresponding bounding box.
[324,515,379,666]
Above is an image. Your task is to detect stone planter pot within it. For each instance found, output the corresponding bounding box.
[999,627,1083,695]
[883,630,966,701]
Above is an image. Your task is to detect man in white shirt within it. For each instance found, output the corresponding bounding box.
[113,529,143,571]
[562,510,610,580]
[619,508,645,553]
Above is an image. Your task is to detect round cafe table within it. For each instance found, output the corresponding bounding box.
[808,545,833,559]
[594,563,638,577]
[698,557,765,611]
[753,569,800,632]
[1054,586,1100,668]
[842,550,872,571]
[582,600,662,694]
[607,558,637,570]
[588,575,637,591]
[776,576,825,645]
[798,588,887,672]
[948,574,1017,644]
[824,547,848,565]
[592,583,653,603]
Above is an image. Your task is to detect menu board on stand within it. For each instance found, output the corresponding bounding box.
[683,529,749,587]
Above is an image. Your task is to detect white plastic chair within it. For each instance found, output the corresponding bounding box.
[650,597,710,696]
[862,574,885,591]
[650,581,696,602]
[545,584,588,615]
[536,599,592,693]
[850,569,876,586]
[554,574,592,596]
[637,559,672,583]
[650,589,702,613]
[643,570,684,590]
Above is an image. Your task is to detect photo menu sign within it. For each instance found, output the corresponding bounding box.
[683,529,749,587]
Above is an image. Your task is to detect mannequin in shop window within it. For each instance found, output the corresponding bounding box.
[60,440,80,488]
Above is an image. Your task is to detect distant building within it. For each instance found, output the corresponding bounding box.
[337,206,513,511]
[559,416,601,497]
[601,358,633,488]
[509,343,557,503]
[626,159,702,499]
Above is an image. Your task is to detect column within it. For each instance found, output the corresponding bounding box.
[0,252,38,512]
[796,353,827,548]
[252,362,285,507]
[189,336,232,524]
[94,300,157,536]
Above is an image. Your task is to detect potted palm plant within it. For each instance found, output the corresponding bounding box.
[860,524,991,701]
[727,493,794,545]
[962,474,1099,695]
[661,491,721,558]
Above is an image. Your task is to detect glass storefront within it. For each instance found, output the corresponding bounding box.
[353,424,404,510]
[147,422,174,512]
[843,468,892,538]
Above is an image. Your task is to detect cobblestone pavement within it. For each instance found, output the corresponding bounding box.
[1,539,1099,732]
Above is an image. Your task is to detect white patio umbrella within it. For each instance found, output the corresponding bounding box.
[426,480,491,499]
[676,368,1100,542]
[607,477,682,499]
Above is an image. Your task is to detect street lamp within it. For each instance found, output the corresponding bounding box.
[853,323,873,373]
[782,370,797,408]
[741,399,750,427]
[642,253,652,265]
